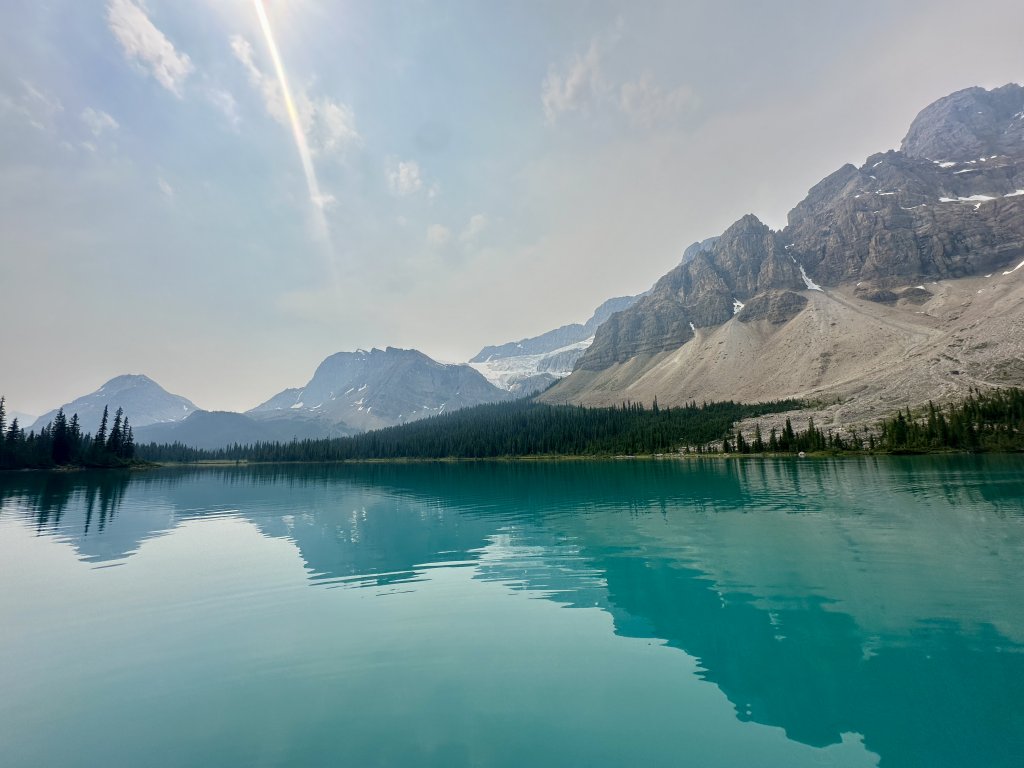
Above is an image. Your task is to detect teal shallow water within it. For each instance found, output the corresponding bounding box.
[1,457,1022,767]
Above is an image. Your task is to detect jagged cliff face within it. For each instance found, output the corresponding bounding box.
[770,84,1024,289]
[579,216,803,369]
[574,84,1024,374]
[900,84,1024,161]
[786,153,1024,288]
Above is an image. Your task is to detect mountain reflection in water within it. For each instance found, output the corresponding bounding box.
[1,457,1022,768]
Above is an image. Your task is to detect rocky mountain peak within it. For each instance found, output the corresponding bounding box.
[251,345,509,432]
[680,236,719,265]
[30,374,197,431]
[900,83,1024,161]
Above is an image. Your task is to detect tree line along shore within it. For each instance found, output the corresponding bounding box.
[2,388,1021,471]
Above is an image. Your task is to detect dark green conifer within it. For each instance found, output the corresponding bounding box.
[93,406,109,453]
[752,423,764,452]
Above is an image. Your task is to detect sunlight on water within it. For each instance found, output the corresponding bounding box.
[1,457,1023,767]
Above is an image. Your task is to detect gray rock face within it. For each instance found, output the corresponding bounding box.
[576,84,1024,373]
[578,215,803,369]
[30,374,197,433]
[901,84,1024,161]
[680,236,720,265]
[736,291,808,324]
[251,347,511,432]
[785,151,1024,288]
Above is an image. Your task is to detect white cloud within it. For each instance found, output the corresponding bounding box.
[205,87,240,129]
[426,224,451,246]
[0,81,63,133]
[311,193,336,210]
[309,98,359,155]
[541,39,605,123]
[230,34,358,156]
[387,159,423,196]
[157,177,174,198]
[107,0,194,97]
[80,107,119,137]
[542,27,696,128]
[619,76,699,127]
[459,214,488,245]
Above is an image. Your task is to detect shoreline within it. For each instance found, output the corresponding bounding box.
[6,449,1019,473]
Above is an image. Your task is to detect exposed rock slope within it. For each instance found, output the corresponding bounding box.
[545,272,1024,424]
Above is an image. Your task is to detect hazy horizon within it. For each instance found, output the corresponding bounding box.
[3,0,1023,415]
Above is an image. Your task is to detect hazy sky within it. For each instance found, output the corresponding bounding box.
[2,0,1023,415]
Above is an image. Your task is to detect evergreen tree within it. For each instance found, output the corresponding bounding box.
[780,418,795,451]
[752,423,764,453]
[106,407,124,456]
[93,406,109,454]
[5,418,21,467]
[51,408,73,465]
[123,420,135,460]
[735,431,748,453]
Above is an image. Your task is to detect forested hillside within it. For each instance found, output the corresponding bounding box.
[137,398,800,462]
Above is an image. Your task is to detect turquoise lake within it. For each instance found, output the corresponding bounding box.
[1,457,1023,767]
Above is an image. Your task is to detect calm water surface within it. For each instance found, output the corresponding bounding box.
[1,457,1023,767]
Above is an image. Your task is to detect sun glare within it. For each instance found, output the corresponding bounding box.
[251,0,338,280]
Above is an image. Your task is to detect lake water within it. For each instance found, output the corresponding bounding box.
[1,457,1023,767]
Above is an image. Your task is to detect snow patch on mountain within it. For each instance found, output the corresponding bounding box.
[470,337,595,393]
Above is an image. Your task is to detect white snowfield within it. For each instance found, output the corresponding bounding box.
[468,337,595,391]
[938,191,1024,202]
[1003,259,1024,276]
[799,265,823,292]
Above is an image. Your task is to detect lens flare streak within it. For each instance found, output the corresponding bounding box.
[252,0,338,283]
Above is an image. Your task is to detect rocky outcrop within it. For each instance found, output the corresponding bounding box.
[784,151,1024,287]
[680,236,719,265]
[577,215,803,369]
[736,291,808,324]
[900,84,1024,161]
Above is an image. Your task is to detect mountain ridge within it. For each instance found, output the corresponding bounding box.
[543,83,1024,423]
